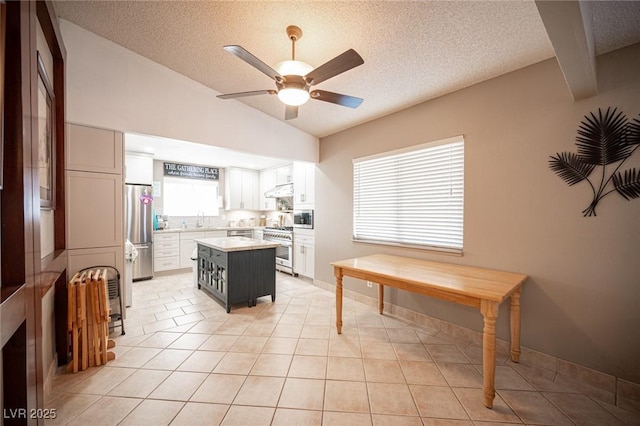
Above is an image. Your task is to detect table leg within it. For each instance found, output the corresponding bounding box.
[510,288,521,362]
[378,283,384,314]
[480,299,498,409]
[335,268,343,334]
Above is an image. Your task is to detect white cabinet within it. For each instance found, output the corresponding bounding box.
[155,230,227,272]
[276,165,292,185]
[293,162,315,207]
[66,124,124,282]
[66,171,123,249]
[226,168,259,210]
[179,231,205,268]
[154,232,180,271]
[253,229,264,240]
[293,230,314,278]
[68,246,125,288]
[259,164,293,211]
[259,168,276,211]
[66,123,123,174]
[125,152,154,185]
[205,230,226,238]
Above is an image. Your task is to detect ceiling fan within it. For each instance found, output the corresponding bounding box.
[217,25,364,120]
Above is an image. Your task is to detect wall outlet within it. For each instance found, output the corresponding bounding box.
[367,281,372,288]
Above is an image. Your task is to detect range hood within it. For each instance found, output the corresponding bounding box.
[264,183,293,198]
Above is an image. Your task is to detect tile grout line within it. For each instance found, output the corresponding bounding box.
[50,272,639,425]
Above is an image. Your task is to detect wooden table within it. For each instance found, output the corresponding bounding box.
[331,254,527,409]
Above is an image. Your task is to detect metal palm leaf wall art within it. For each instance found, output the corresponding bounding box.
[549,107,640,216]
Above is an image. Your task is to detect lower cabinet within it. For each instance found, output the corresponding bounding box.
[293,231,315,278]
[205,231,227,239]
[154,232,180,272]
[155,230,228,272]
[68,246,125,280]
[67,246,126,315]
[198,244,275,313]
[179,231,205,268]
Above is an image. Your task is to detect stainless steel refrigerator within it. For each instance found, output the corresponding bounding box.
[125,184,154,281]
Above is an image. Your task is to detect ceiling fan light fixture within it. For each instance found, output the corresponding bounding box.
[218,25,364,118]
[275,60,314,77]
[277,87,310,106]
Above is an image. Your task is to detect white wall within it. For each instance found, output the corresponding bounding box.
[317,43,640,384]
[59,20,318,163]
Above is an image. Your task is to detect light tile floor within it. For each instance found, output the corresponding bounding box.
[47,272,640,425]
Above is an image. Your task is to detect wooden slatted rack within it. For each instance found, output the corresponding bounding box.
[67,269,116,373]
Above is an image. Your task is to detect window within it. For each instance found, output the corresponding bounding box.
[353,136,464,253]
[163,177,220,216]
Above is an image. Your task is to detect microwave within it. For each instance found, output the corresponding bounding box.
[293,210,314,229]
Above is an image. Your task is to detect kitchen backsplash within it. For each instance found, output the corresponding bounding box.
[163,210,288,229]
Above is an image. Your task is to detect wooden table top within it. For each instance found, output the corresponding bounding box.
[331,254,527,303]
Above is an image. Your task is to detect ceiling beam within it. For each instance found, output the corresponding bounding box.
[535,0,597,100]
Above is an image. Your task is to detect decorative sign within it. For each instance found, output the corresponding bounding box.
[163,162,219,181]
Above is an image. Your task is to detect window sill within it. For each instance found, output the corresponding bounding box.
[352,238,463,257]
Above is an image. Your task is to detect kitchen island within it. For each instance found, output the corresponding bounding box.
[195,237,279,312]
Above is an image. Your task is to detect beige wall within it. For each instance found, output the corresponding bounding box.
[317,43,640,383]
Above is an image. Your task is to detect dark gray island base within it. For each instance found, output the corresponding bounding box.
[196,237,279,313]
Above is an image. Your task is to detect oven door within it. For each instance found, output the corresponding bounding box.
[274,241,292,268]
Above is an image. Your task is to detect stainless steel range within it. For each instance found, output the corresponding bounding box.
[262,226,294,275]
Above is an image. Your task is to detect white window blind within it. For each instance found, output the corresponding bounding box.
[353,136,464,253]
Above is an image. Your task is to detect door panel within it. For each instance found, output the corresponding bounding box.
[133,244,153,280]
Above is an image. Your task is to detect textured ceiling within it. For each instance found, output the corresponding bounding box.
[53,1,640,139]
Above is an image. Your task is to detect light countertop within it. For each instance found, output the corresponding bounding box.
[195,236,280,252]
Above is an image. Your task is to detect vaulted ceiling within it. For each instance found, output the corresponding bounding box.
[53,1,640,138]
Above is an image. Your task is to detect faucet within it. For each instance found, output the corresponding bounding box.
[196,210,205,227]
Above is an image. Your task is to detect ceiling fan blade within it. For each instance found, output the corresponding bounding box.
[223,45,282,80]
[310,90,363,109]
[217,89,276,99]
[304,49,364,86]
[285,105,299,120]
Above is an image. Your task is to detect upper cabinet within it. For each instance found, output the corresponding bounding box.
[293,162,315,207]
[125,152,154,185]
[275,165,292,185]
[66,123,123,174]
[225,168,259,210]
[65,124,124,251]
[259,168,276,211]
[259,164,292,211]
